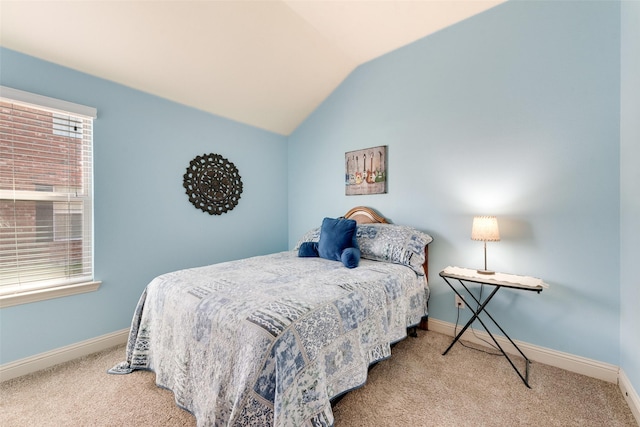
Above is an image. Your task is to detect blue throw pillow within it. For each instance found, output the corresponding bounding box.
[317,217,357,262]
[341,247,361,269]
[298,241,319,257]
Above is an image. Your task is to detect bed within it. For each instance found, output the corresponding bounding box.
[109,206,432,426]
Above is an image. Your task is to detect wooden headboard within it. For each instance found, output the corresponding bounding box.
[343,206,388,224]
[343,206,429,279]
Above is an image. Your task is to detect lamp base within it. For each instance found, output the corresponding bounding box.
[477,269,495,275]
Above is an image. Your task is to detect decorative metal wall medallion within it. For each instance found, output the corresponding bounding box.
[183,153,243,215]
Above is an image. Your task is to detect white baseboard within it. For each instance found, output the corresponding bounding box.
[619,368,640,426]
[428,318,619,383]
[0,328,129,383]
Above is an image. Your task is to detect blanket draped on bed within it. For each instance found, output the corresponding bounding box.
[109,251,428,427]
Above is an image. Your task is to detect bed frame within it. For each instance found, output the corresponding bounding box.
[343,206,429,331]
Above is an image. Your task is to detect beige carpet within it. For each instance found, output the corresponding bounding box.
[1,331,636,426]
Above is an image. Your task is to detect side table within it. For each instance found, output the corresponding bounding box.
[440,266,548,388]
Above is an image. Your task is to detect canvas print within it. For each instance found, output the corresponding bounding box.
[345,146,387,195]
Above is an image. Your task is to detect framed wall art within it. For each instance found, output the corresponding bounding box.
[345,145,387,196]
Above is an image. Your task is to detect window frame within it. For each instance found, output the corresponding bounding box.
[0,86,101,308]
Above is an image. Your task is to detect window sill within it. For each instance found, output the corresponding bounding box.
[0,281,102,308]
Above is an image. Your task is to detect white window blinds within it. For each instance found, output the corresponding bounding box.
[0,87,97,297]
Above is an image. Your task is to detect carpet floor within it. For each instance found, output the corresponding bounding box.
[1,330,636,426]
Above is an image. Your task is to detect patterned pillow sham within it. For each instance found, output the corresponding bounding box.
[356,223,433,275]
[293,227,320,251]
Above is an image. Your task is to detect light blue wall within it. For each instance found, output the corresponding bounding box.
[0,48,289,364]
[288,1,622,364]
[620,0,640,394]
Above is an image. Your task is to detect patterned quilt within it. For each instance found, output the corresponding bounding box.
[110,251,429,426]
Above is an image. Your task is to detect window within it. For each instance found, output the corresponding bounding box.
[0,86,100,307]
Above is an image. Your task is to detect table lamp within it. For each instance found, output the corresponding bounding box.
[471,216,500,275]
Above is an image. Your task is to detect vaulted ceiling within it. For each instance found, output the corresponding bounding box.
[1,1,505,135]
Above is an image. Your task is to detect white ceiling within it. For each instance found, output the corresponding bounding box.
[0,0,505,135]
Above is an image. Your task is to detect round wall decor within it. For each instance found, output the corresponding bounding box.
[183,153,243,215]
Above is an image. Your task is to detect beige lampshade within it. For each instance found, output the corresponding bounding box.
[471,216,500,241]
